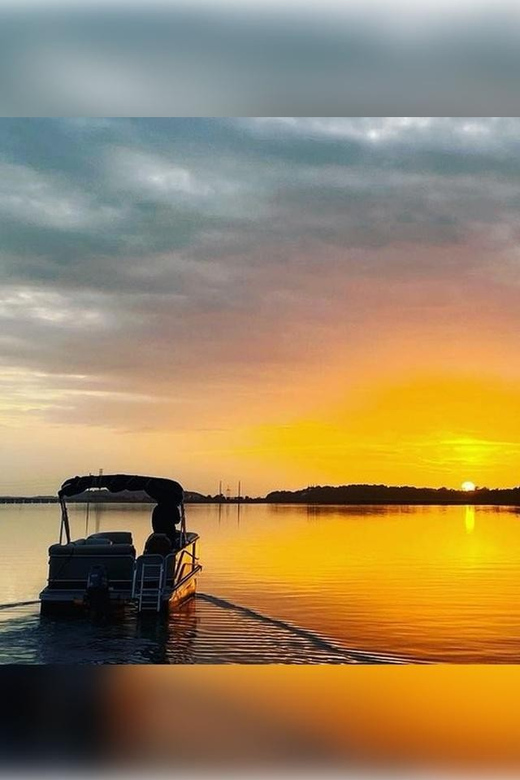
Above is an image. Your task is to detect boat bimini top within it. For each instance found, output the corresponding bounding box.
[57,473,185,545]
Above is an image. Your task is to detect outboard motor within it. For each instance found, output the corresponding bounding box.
[85,564,110,620]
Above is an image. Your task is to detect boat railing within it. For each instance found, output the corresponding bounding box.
[171,546,201,587]
[132,537,201,610]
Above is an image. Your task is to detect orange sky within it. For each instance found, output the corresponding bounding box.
[2,118,520,495]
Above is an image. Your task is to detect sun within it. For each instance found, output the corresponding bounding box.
[461,481,476,492]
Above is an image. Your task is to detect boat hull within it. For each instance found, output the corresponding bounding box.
[167,572,197,609]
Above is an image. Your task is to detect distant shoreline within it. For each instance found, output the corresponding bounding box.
[2,497,520,508]
[3,483,520,506]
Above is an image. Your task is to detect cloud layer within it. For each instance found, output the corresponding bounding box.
[3,118,520,491]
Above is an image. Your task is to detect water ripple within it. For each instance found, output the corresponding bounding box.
[0,596,409,664]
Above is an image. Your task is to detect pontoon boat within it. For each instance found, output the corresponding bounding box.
[39,474,201,614]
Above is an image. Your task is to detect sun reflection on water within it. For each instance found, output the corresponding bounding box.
[464,505,475,534]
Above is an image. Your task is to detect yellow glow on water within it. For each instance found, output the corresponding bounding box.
[4,503,520,663]
[464,505,475,534]
[195,503,520,662]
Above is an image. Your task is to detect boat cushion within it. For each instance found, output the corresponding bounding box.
[87,531,133,545]
[49,543,135,557]
[48,543,136,585]
[143,533,172,556]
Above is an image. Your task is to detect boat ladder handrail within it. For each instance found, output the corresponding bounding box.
[173,546,200,581]
[131,542,201,613]
[133,559,164,612]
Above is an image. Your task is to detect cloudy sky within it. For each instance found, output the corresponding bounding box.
[3,117,520,494]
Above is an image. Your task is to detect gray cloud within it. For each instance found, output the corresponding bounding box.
[3,8,520,115]
[2,117,520,430]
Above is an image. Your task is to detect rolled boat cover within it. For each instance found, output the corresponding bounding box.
[58,474,184,504]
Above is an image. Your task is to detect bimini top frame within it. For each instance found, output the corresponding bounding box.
[57,474,185,545]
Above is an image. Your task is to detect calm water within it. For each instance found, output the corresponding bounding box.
[2,502,520,662]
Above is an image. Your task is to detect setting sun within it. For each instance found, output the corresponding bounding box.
[461,481,476,492]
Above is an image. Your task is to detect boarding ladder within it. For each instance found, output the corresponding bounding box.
[135,561,164,612]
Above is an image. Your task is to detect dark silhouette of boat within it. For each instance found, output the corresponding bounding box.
[39,474,201,615]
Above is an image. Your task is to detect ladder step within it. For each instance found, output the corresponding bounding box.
[135,560,165,612]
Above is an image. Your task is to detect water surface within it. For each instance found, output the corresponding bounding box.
[1,502,520,662]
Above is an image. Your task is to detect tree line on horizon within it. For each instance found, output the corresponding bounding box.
[264,484,520,505]
[5,483,520,505]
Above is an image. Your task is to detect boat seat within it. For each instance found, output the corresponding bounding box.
[47,542,136,588]
[143,533,172,556]
[87,531,133,545]
[49,542,135,556]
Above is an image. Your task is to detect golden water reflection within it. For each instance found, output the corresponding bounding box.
[464,504,475,534]
[193,502,520,662]
[3,502,520,661]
